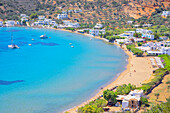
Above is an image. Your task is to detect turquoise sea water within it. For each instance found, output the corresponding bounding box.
[0,27,128,113]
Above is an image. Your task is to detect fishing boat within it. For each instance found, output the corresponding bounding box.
[40,34,48,39]
[8,33,19,49]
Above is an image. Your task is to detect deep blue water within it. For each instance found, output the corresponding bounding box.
[0,27,128,113]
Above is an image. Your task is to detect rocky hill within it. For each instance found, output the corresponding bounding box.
[0,0,169,27]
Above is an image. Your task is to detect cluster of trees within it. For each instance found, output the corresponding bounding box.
[133,32,142,38]
[126,44,144,56]
[116,84,136,95]
[65,27,75,31]
[103,90,117,105]
[105,36,125,42]
[78,99,107,113]
[30,13,38,19]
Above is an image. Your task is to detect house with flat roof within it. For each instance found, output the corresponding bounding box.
[142,34,154,40]
[127,21,133,24]
[116,90,143,110]
[136,29,152,34]
[89,29,100,36]
[142,24,153,27]
[0,21,3,27]
[94,23,103,29]
[161,11,170,17]
[20,14,28,18]
[6,20,15,27]
[159,36,168,40]
[57,14,68,19]
[38,16,45,20]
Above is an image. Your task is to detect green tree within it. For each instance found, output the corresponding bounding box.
[103,90,117,105]
[154,33,160,40]
[140,97,148,106]
[30,13,38,19]
[155,93,160,101]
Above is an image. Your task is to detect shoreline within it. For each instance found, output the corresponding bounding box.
[65,43,132,113]
[60,29,153,113]
[4,27,153,113]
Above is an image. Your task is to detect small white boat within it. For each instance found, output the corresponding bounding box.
[28,44,32,46]
[8,44,20,49]
[8,33,19,49]
[32,38,34,41]
[40,34,48,39]
[71,46,74,48]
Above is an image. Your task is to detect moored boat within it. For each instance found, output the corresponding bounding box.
[40,34,48,39]
[8,33,20,49]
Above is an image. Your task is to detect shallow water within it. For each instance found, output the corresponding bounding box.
[0,27,128,113]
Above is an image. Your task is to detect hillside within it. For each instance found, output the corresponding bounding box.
[0,0,169,27]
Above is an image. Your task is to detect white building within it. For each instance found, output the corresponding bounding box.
[143,24,153,27]
[21,17,28,22]
[125,31,135,37]
[6,20,15,27]
[63,20,79,28]
[62,11,68,14]
[127,21,133,24]
[115,39,132,44]
[0,21,3,27]
[20,14,28,18]
[89,29,99,36]
[162,11,170,17]
[133,25,140,28]
[94,23,103,29]
[159,36,168,40]
[38,16,45,20]
[142,34,154,40]
[117,90,143,109]
[44,19,52,25]
[57,14,68,19]
[136,29,152,34]
[74,9,82,13]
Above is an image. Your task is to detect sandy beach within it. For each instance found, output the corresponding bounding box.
[32,27,154,113]
[64,34,154,113]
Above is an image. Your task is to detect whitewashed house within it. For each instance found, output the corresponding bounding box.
[161,47,170,55]
[38,16,45,20]
[125,31,135,37]
[142,34,154,40]
[159,36,168,40]
[21,17,28,22]
[6,20,15,27]
[133,25,140,28]
[89,29,99,36]
[136,29,152,34]
[94,23,103,29]
[63,20,79,28]
[57,14,68,19]
[74,9,82,13]
[0,21,3,27]
[20,14,28,18]
[116,90,143,109]
[161,11,170,17]
[127,21,133,24]
[143,24,153,27]
[44,19,52,25]
[62,11,68,14]
[68,10,73,13]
